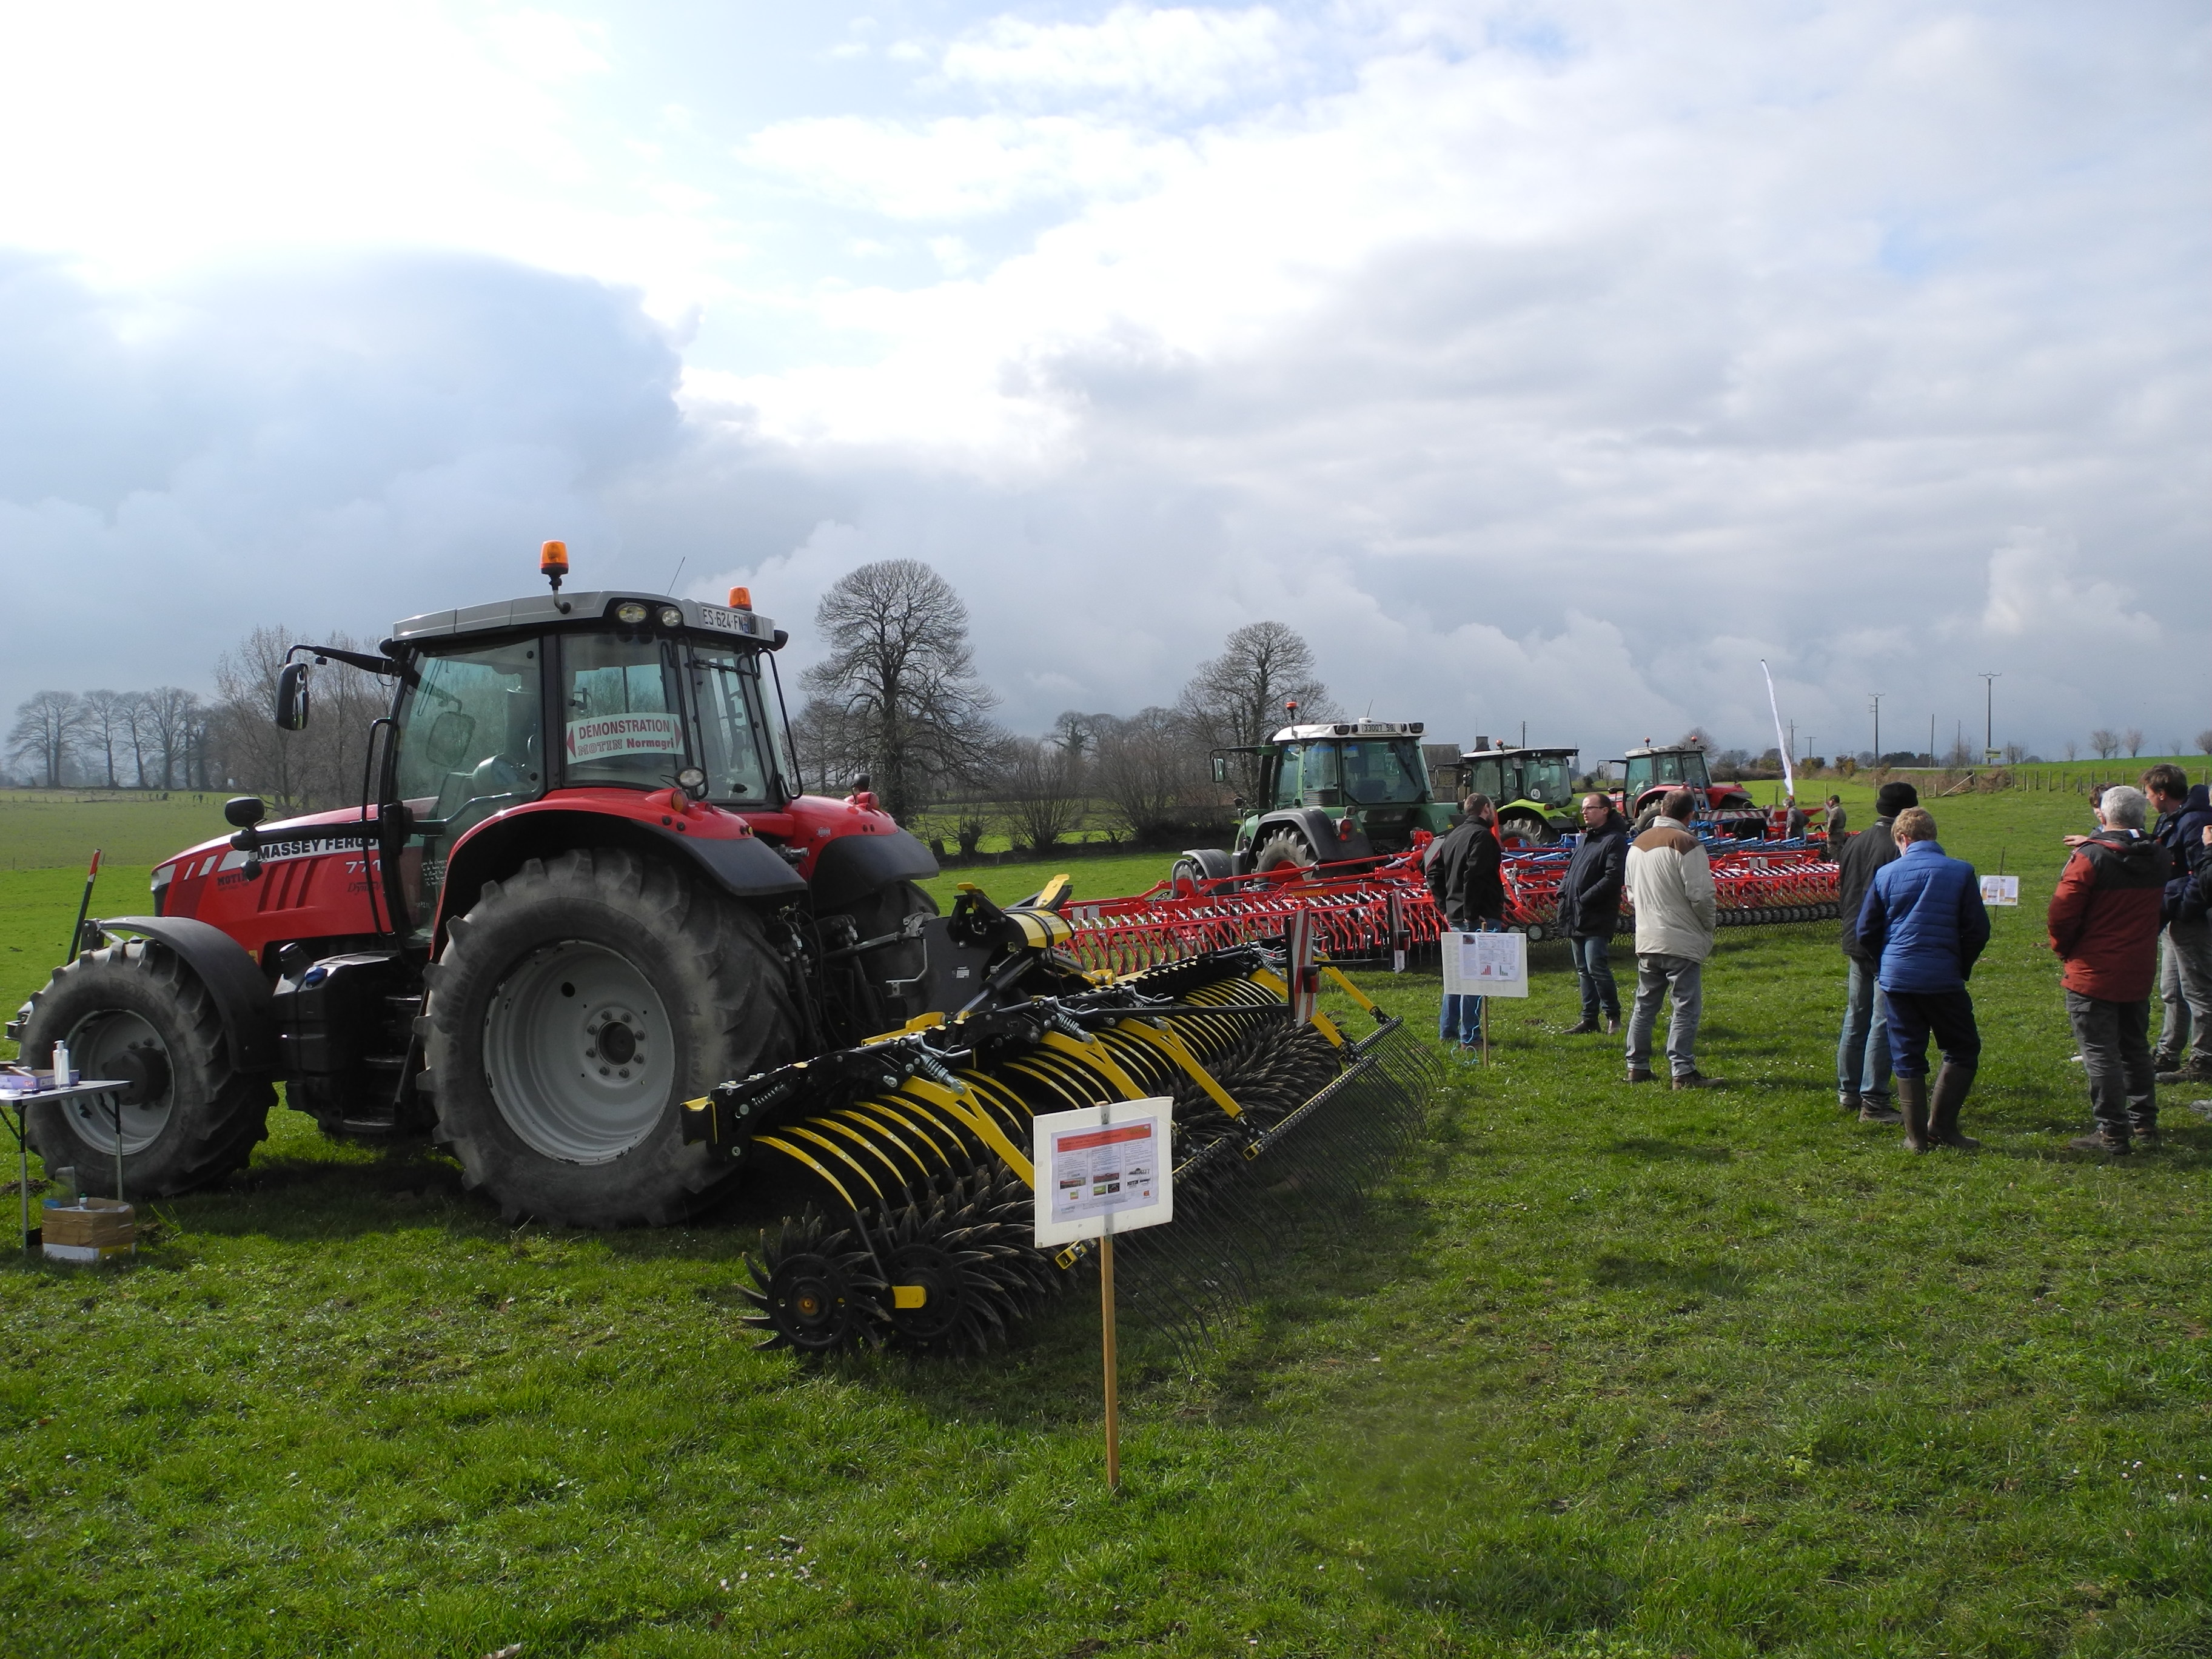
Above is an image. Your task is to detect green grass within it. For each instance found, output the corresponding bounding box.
[1,793,2206,1656]
[0,790,233,872]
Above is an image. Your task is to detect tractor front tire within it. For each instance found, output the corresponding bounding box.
[421,846,797,1228]
[1252,830,1317,873]
[19,939,273,1198]
[1498,814,1558,847]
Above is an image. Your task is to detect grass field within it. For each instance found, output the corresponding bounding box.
[0,789,2206,1657]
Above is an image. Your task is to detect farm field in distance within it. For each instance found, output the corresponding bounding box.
[0,787,2205,1657]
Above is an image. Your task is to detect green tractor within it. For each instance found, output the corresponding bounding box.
[1452,740,1582,846]
[1170,718,1459,883]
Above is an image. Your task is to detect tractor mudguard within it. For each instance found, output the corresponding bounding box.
[437,809,805,943]
[808,828,940,912]
[1176,848,1235,882]
[1252,808,1372,865]
[89,917,281,1073]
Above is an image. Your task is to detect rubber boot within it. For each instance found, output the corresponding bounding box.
[1897,1075,1929,1153]
[1928,1062,1979,1151]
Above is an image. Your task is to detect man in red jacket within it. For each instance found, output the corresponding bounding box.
[2048,785,2174,1153]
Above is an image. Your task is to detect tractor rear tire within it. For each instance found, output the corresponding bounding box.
[1497,814,1558,847]
[1253,830,1316,873]
[420,846,797,1228]
[19,939,273,1198]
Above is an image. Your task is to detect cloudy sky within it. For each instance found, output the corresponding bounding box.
[2,0,2205,767]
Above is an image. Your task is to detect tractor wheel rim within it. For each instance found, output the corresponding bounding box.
[482,940,674,1165]
[60,1011,172,1155]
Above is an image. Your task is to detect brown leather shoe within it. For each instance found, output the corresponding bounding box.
[2133,1127,2163,1150]
[1604,1014,1622,1036]
[1928,1062,1980,1150]
[1563,1019,1601,1035]
[1838,1090,1864,1114]
[2070,1128,2130,1155]
[1897,1076,1929,1153]
[1626,1067,1655,1084]
[1858,1098,1903,1124]
[1671,1070,1710,1090]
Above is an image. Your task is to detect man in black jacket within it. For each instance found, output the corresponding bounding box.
[1426,794,1504,1051]
[1834,780,1918,1122]
[1558,793,1629,1034]
[2143,766,2212,1084]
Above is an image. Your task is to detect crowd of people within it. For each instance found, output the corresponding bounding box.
[1421,765,2212,1152]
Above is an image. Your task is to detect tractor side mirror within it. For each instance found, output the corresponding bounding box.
[224,796,266,828]
[1211,756,1228,786]
[274,662,311,731]
[1231,796,1247,810]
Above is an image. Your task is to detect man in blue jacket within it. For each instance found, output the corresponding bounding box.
[1557,793,1629,1034]
[2142,765,2212,1083]
[1858,806,1991,1153]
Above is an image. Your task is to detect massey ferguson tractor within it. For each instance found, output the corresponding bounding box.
[1616,742,1768,838]
[10,545,1428,1358]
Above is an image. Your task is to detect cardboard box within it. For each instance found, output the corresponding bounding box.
[42,1198,135,1263]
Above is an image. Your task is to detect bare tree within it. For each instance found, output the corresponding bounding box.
[212,628,387,809]
[2065,739,2079,762]
[78,689,134,789]
[136,686,203,789]
[1176,622,1333,796]
[2002,742,2026,765]
[2089,729,2120,760]
[997,736,1086,853]
[8,691,86,788]
[800,560,1002,826]
[2197,729,2212,757]
[1093,706,1212,844]
[789,695,870,797]
[2123,727,2144,758]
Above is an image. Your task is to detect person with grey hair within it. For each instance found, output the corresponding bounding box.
[2048,783,2173,1153]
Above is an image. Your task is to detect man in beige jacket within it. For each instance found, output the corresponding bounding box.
[1623,788,1718,1087]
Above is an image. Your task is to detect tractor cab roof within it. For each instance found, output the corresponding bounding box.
[387,590,780,653]
[1267,720,1426,743]
[1623,743,1707,759]
[1461,744,1578,761]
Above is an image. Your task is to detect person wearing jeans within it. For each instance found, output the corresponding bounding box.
[1622,788,1717,1087]
[1833,782,1917,1124]
[2140,766,2212,1084]
[1557,793,1628,1035]
[1426,794,1504,1054]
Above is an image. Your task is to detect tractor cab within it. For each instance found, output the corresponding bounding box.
[1618,743,1765,837]
[1455,740,1581,845]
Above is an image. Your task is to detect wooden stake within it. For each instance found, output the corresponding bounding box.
[1100,1232,1120,1492]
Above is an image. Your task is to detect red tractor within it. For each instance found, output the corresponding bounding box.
[1615,743,1769,838]
[8,546,956,1228]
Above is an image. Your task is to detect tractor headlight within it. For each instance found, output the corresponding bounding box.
[676,766,709,800]
[658,606,683,628]
[614,601,648,625]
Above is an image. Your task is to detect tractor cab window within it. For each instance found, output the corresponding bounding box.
[1339,739,1429,805]
[389,637,544,937]
[561,634,685,789]
[394,640,545,825]
[1273,744,1305,809]
[1300,743,1342,807]
[1678,751,1712,789]
[1521,754,1574,807]
[1466,757,1506,801]
[687,646,779,805]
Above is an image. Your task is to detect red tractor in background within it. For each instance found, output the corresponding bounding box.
[8,544,959,1228]
[1615,743,1770,838]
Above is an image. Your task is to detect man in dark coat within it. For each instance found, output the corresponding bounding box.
[2142,765,2212,1084]
[1860,806,1989,1153]
[1557,793,1628,1034]
[1426,794,1503,1051]
[2050,785,2174,1153]
[1832,780,1917,1123]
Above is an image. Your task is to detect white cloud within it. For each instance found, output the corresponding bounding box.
[739,113,1187,220]
[941,5,1287,106]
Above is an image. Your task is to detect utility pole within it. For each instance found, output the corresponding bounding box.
[1980,672,2001,762]
[1869,694,1883,765]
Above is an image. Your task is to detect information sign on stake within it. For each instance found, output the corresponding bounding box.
[1033,1098,1174,1491]
[1979,875,2020,908]
[1442,929,1527,1066]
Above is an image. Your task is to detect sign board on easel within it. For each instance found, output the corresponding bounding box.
[1979,875,2020,908]
[1441,930,1529,997]
[1033,1098,1175,1491]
